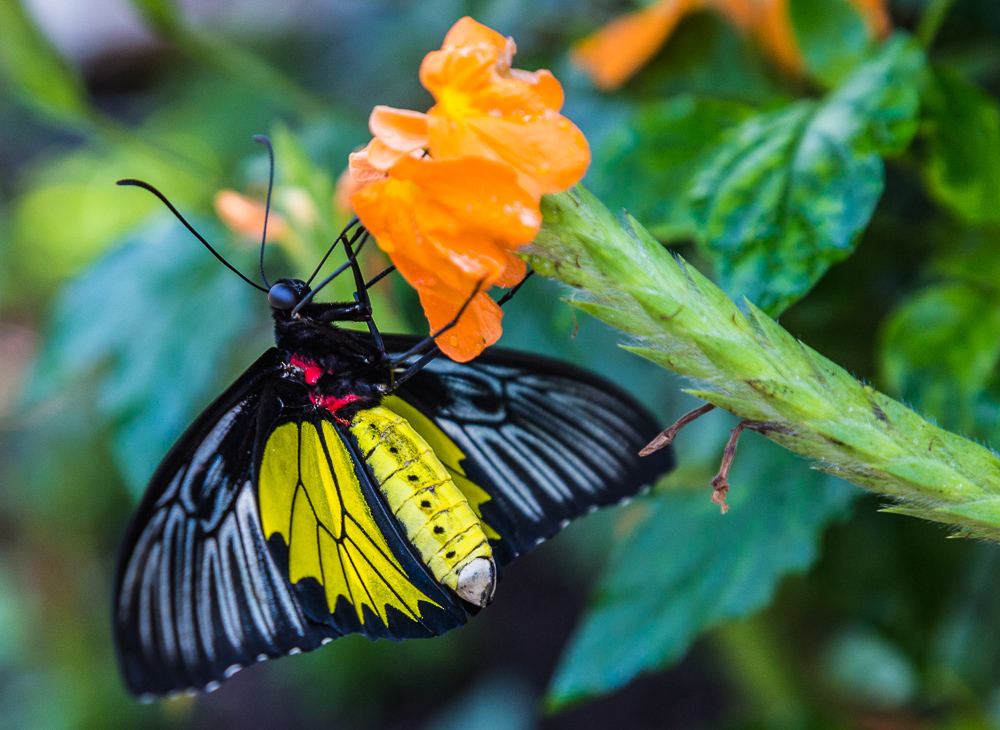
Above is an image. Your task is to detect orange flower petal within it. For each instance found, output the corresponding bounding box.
[385,243,508,363]
[348,144,389,184]
[391,242,515,365]
[351,162,533,296]
[425,77,589,195]
[429,109,590,197]
[369,105,430,153]
[514,68,564,111]
[494,251,526,289]
[571,0,699,91]
[421,43,500,101]
[350,17,587,360]
[849,0,891,38]
[334,166,363,215]
[748,0,803,75]
[423,17,590,196]
[440,16,508,54]
[420,287,503,362]
[214,190,287,241]
[366,137,409,170]
[391,155,541,244]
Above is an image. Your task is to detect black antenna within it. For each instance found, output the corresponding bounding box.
[117,179,268,293]
[252,134,275,289]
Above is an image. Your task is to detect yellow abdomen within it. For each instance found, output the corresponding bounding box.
[350,406,495,605]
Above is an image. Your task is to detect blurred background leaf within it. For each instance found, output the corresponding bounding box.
[548,432,857,708]
[26,218,270,496]
[0,0,90,121]
[920,65,1000,227]
[687,36,924,315]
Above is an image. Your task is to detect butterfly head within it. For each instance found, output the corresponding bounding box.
[268,278,309,313]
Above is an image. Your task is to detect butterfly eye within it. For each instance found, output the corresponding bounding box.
[268,282,300,310]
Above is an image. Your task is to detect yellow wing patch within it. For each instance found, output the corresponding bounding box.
[259,420,439,626]
[383,395,500,541]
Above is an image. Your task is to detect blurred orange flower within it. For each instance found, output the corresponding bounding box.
[215,190,288,242]
[346,16,590,361]
[851,0,892,38]
[572,0,892,91]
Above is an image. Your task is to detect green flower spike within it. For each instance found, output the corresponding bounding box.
[527,186,1000,540]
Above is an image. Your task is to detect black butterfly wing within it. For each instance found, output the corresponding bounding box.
[114,348,469,698]
[384,338,674,565]
[113,349,330,697]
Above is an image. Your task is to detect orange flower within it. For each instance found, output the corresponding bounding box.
[850,0,892,38]
[215,190,288,242]
[347,17,589,361]
[571,0,698,91]
[352,155,539,361]
[420,17,590,197]
[335,108,430,215]
[572,0,892,90]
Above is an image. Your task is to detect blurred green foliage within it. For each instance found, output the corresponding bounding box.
[4,0,1000,728]
[549,435,856,708]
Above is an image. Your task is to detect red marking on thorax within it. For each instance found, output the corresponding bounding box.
[310,393,361,425]
[289,354,359,425]
[289,354,324,386]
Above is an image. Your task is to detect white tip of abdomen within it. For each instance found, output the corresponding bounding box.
[455,557,496,607]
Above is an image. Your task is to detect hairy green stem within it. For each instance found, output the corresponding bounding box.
[526,188,1000,541]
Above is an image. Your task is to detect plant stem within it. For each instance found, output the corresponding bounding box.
[917,0,958,49]
[526,187,1000,541]
[712,616,808,726]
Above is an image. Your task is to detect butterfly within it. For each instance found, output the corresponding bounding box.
[112,138,675,700]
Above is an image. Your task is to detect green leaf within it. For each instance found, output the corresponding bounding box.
[880,278,1000,437]
[791,0,872,87]
[592,95,754,240]
[688,36,925,315]
[920,66,1000,227]
[547,438,856,708]
[0,0,90,120]
[27,218,269,497]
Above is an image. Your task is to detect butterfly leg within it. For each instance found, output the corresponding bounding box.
[390,270,536,389]
[388,279,485,367]
[309,301,375,323]
[495,269,534,307]
[365,265,396,290]
[343,230,386,356]
[291,234,371,316]
[305,219,363,288]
